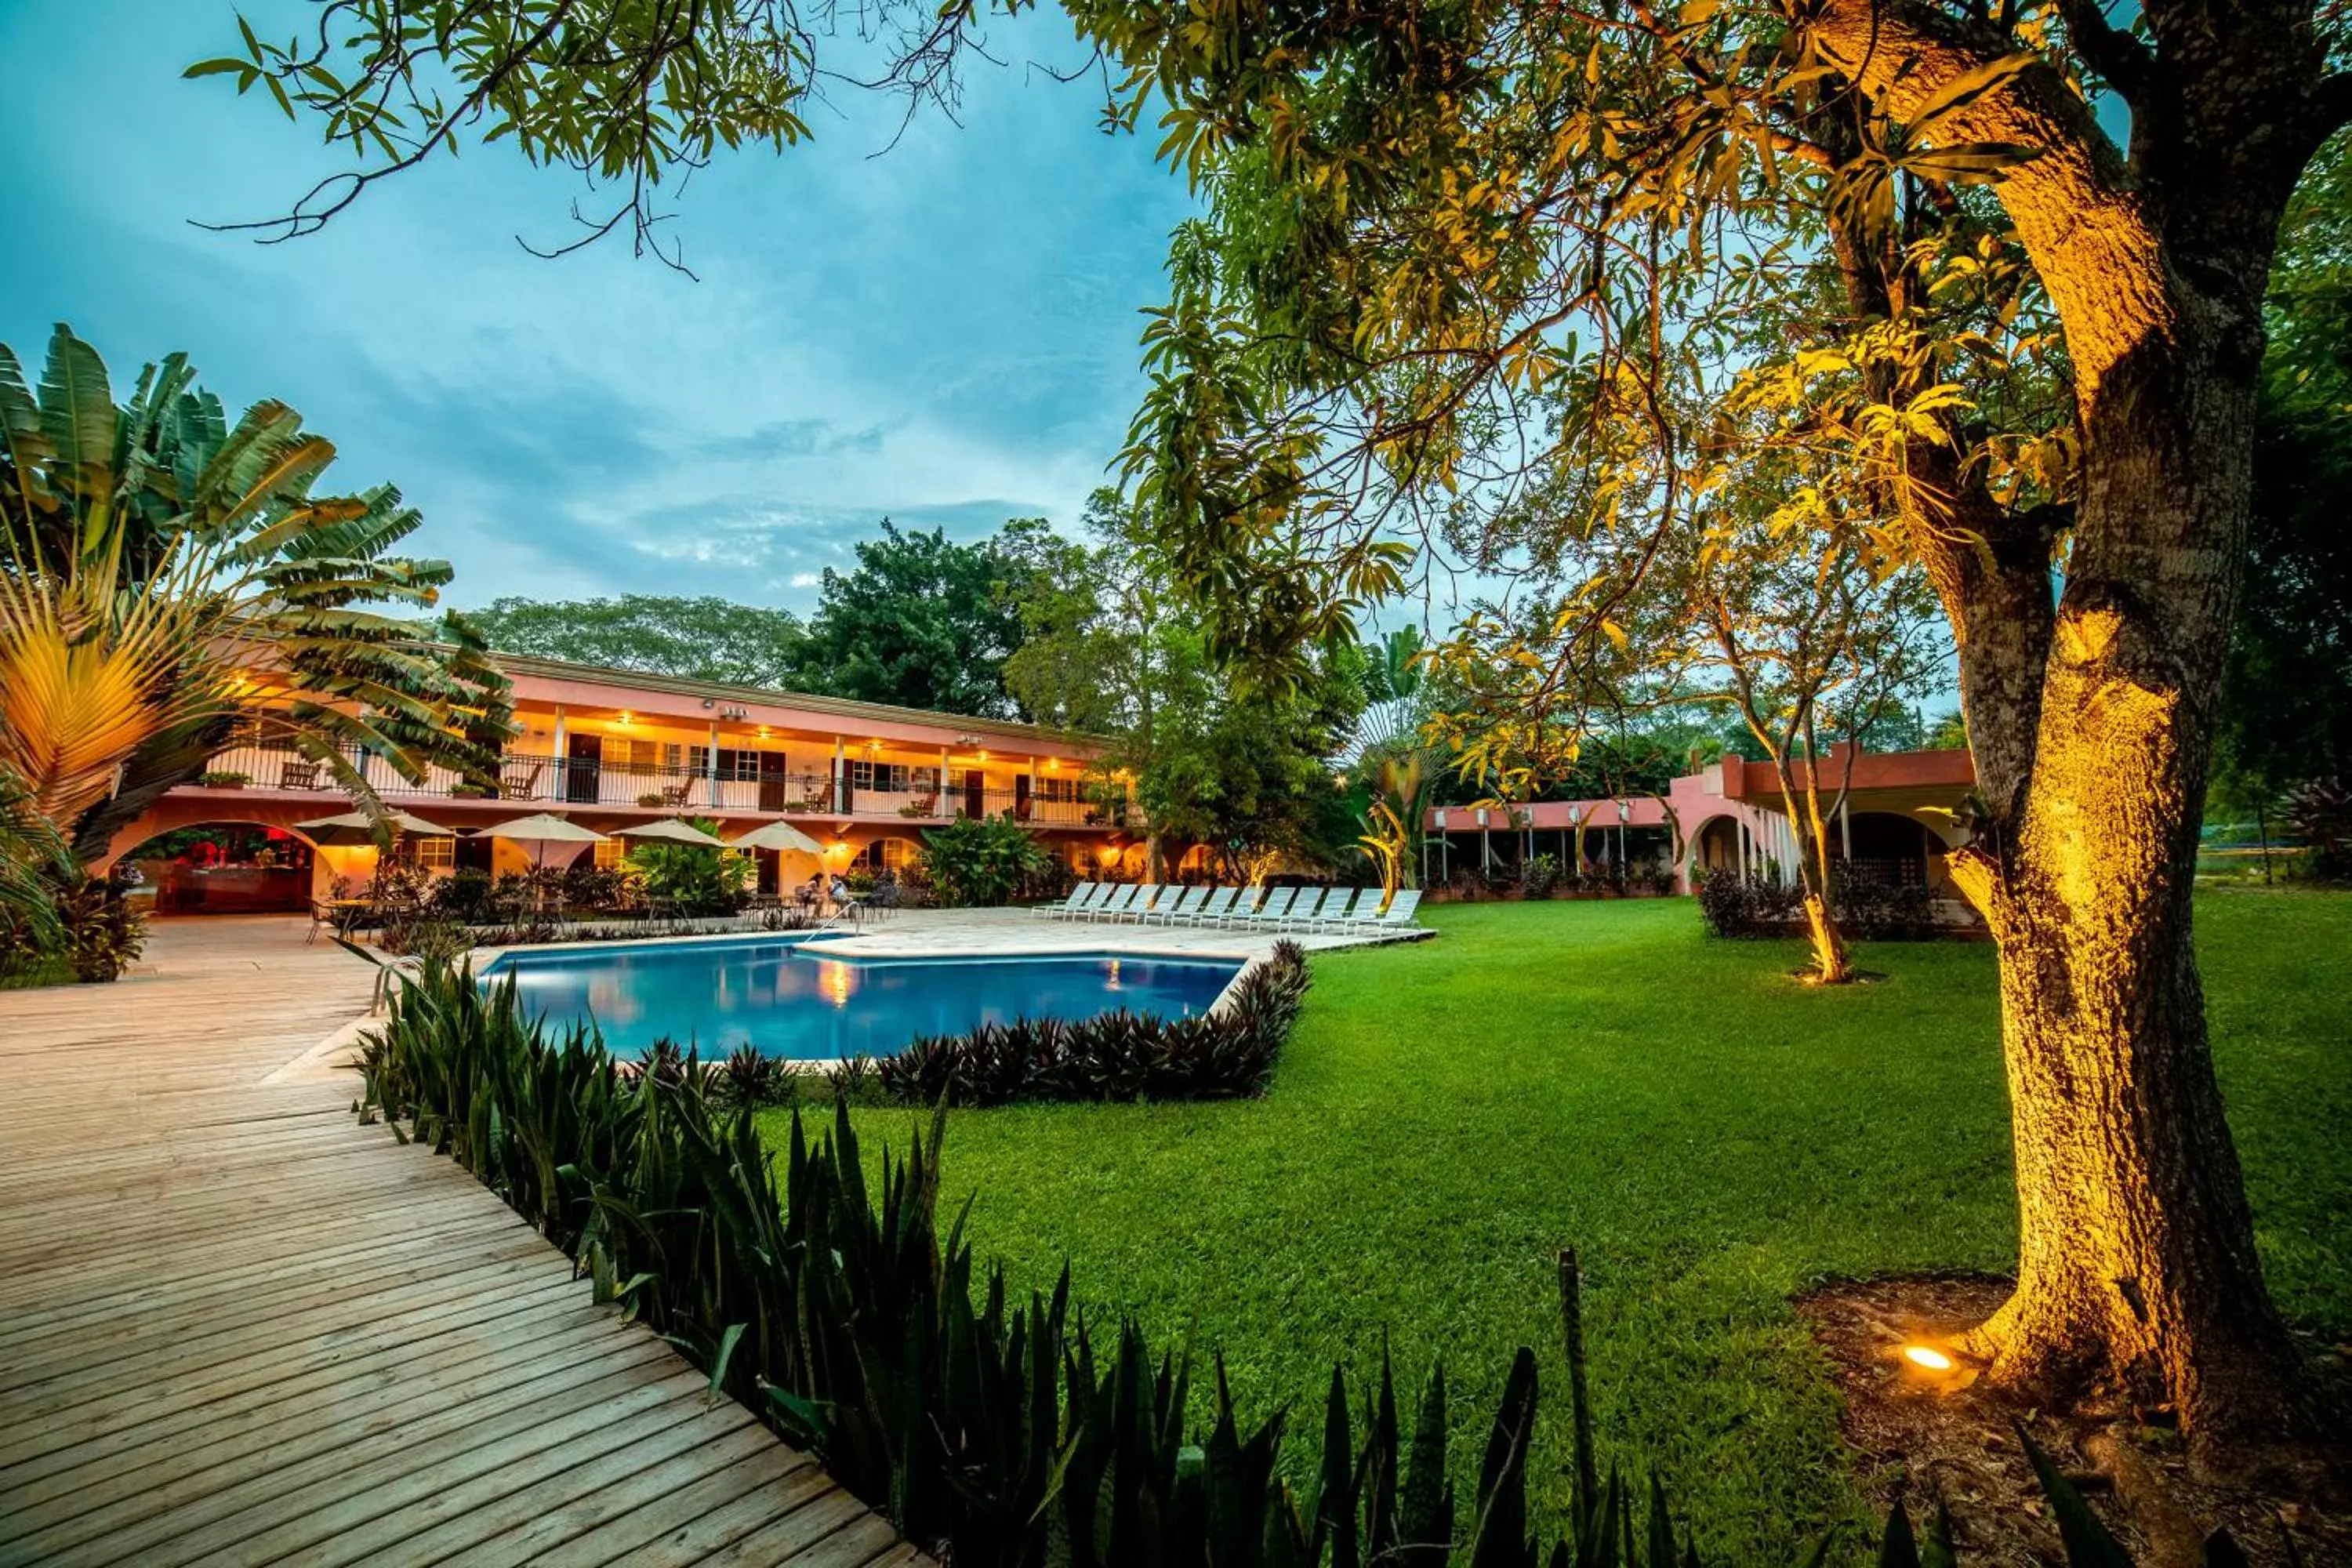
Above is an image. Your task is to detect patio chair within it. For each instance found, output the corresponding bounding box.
[1210,885,1265,927]
[1233,886,1298,928]
[1110,884,1167,921]
[278,759,323,790]
[1181,887,1241,927]
[1033,881,1100,920]
[659,782,694,808]
[1087,884,1143,923]
[1305,887,1371,932]
[501,762,543,800]
[1142,885,1207,925]
[1370,889,1425,931]
[1280,887,1338,931]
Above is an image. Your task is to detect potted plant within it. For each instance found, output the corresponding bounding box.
[197,769,250,789]
[636,791,666,808]
[450,781,495,799]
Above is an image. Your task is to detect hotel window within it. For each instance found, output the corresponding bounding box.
[605,738,668,772]
[593,838,629,869]
[701,747,771,782]
[850,760,913,793]
[1037,776,1082,804]
[404,835,456,870]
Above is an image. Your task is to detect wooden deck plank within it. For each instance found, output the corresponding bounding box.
[550,1454,837,1568]
[0,1296,644,1527]
[0,916,927,1568]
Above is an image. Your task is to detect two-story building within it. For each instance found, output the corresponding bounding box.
[100,653,1145,914]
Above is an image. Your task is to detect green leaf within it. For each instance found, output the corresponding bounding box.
[707,1321,746,1402]
[2016,1424,2135,1568]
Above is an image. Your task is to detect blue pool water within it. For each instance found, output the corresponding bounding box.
[481,937,1243,1061]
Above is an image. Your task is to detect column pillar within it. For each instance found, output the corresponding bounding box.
[706,719,720,809]
[832,737,846,814]
[549,706,566,804]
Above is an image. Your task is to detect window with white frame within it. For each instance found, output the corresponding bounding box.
[405,835,456,870]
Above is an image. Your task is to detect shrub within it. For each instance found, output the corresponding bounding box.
[1520,852,1561,899]
[429,866,502,924]
[1693,869,1806,938]
[195,769,250,787]
[876,942,1310,1105]
[919,813,1051,906]
[625,817,750,914]
[1835,873,1941,941]
[720,1044,797,1109]
[2286,776,2351,882]
[56,877,147,982]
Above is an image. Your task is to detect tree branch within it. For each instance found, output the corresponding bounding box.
[1804,0,2161,405]
[2050,0,2152,106]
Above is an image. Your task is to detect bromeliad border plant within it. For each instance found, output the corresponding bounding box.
[875,941,1312,1105]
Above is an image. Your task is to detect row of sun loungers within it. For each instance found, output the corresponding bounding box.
[1032,882,1422,934]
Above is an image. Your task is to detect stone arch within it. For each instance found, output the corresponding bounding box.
[1688,814,1744,881]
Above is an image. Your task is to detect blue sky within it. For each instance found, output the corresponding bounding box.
[0,0,1194,611]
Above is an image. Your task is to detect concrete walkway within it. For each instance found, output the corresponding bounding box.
[0,917,929,1568]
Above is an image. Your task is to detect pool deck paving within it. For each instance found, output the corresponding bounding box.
[808,903,1429,962]
[0,916,935,1568]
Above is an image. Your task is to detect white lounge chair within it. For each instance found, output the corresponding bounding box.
[1311,887,1374,931]
[1110,884,1167,921]
[1279,887,1337,931]
[1370,888,1424,931]
[1090,884,1144,922]
[1182,887,1242,927]
[1034,880,1099,920]
[1233,886,1298,928]
[1142,886,1207,925]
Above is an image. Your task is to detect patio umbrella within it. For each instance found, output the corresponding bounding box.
[728,818,829,903]
[293,808,455,847]
[472,812,607,868]
[614,819,728,849]
[726,820,826,855]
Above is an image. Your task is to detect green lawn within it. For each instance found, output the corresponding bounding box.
[764,891,2352,1559]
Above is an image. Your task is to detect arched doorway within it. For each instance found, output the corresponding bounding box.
[1691,815,1743,880]
[859,837,921,877]
[118,822,319,914]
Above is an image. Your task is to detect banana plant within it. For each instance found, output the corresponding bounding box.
[0,324,513,862]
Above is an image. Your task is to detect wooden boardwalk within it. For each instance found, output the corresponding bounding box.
[0,917,929,1568]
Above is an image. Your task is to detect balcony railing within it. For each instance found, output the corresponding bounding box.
[187,746,1141,828]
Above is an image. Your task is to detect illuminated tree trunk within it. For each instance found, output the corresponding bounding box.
[1950,339,2306,1436]
[1811,0,2339,1439]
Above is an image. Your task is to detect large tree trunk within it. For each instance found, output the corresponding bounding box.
[1810,0,2341,1441]
[1958,337,2307,1439]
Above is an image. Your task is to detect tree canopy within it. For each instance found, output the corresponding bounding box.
[462,594,809,688]
[797,518,1056,718]
[2216,132,2352,810]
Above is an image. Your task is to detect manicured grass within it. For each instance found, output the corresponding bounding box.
[764,891,2352,1559]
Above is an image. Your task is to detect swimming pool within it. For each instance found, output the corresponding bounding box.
[481,936,1244,1061]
